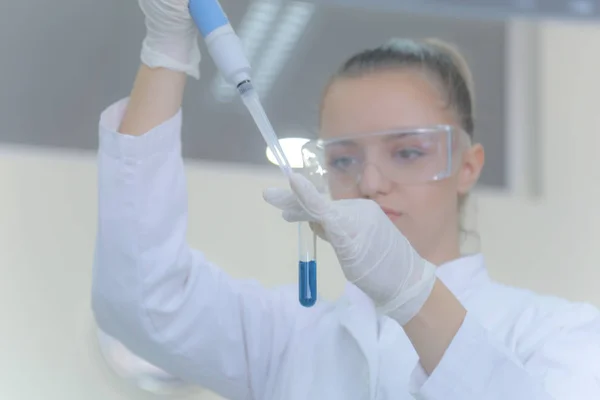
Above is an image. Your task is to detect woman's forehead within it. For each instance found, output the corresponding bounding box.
[319,70,457,138]
[318,127,450,151]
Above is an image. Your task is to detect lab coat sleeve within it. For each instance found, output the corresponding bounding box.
[408,310,600,399]
[91,98,299,400]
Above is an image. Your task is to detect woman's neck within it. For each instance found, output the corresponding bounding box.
[422,229,462,267]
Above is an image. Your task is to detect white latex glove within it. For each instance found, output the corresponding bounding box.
[263,173,437,325]
[138,0,201,78]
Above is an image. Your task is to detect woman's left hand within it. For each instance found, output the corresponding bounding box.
[263,173,437,324]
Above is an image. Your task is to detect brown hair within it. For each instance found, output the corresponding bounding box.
[323,38,475,138]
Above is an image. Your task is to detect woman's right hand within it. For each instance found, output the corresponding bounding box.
[138,0,201,79]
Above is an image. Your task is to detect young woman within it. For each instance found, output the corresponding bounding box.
[92,1,600,399]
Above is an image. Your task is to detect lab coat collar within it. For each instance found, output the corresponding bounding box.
[435,253,489,299]
[336,253,488,399]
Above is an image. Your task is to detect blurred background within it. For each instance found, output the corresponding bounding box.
[1,0,600,399]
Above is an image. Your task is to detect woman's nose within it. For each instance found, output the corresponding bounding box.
[358,163,393,197]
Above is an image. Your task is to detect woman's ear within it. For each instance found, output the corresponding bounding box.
[457,144,485,194]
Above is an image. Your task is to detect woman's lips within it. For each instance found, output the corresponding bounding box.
[380,206,402,219]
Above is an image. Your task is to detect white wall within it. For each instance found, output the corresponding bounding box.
[0,149,342,400]
[478,20,600,302]
[1,20,600,400]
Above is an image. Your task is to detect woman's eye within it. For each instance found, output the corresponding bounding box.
[329,156,356,170]
[395,148,424,160]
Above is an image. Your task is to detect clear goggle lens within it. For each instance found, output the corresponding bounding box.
[301,125,471,193]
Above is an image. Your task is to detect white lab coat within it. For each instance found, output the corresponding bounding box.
[92,98,600,400]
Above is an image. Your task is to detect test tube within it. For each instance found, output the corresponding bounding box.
[237,85,318,307]
[298,221,317,307]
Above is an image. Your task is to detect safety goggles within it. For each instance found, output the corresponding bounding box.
[301,125,471,193]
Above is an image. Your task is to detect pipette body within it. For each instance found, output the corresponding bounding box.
[188,0,290,173]
[188,0,318,307]
[188,0,251,87]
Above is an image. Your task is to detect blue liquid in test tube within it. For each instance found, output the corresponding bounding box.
[298,222,317,307]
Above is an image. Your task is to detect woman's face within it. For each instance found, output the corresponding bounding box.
[319,69,484,262]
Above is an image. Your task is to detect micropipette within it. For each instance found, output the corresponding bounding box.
[189,0,318,307]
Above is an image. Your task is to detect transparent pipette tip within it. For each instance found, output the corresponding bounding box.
[237,81,292,176]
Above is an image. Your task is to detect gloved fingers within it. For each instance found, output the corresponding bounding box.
[262,187,299,211]
[309,221,328,242]
[281,209,318,223]
[279,211,329,242]
[138,0,201,78]
[288,173,331,218]
[139,0,191,20]
[263,186,325,225]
